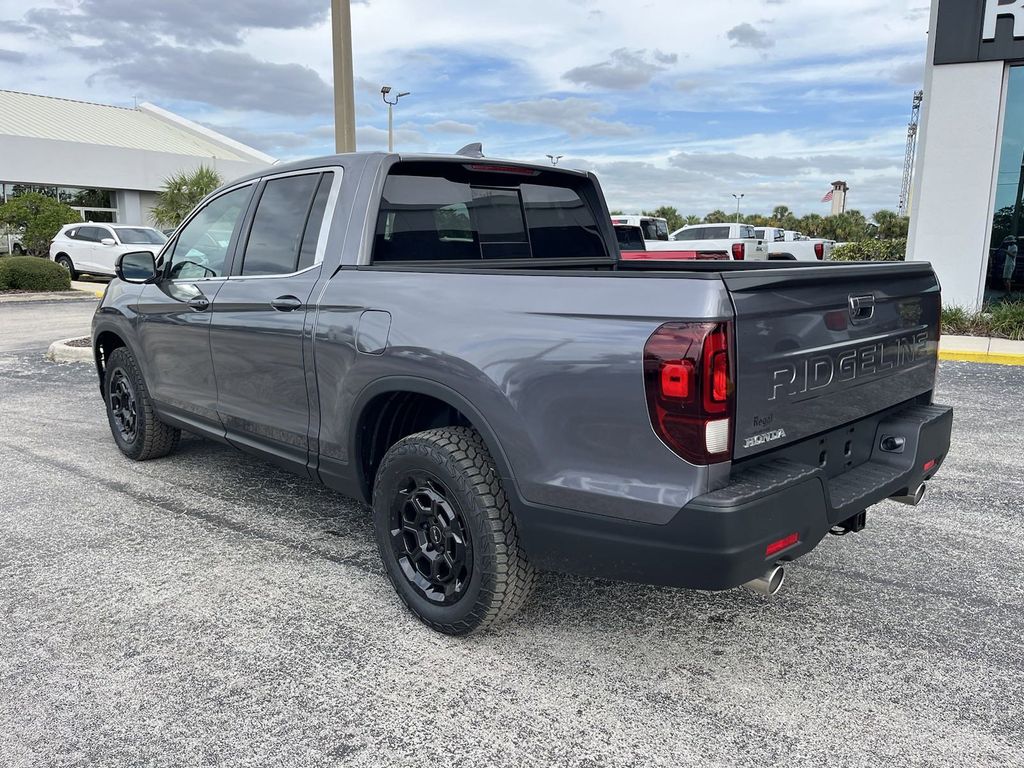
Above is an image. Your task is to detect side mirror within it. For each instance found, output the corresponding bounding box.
[116,251,159,284]
[101,237,116,246]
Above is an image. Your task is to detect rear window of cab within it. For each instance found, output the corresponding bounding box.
[372,163,607,263]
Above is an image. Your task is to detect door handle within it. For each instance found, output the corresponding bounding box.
[271,295,303,312]
[187,296,210,311]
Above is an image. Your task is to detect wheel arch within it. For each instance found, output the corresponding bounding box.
[92,326,132,397]
[350,376,519,505]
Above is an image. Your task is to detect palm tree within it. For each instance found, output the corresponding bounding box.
[151,165,224,228]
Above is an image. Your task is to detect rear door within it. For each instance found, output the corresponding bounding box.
[725,263,941,460]
[209,168,338,475]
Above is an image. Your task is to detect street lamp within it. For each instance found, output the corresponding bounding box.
[732,193,745,223]
[381,86,411,153]
[546,154,563,166]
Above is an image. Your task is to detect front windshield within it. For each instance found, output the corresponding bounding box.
[115,227,167,245]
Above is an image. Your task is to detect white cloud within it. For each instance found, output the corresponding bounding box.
[0,0,928,211]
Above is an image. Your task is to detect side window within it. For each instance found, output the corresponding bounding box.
[297,173,333,271]
[240,173,321,276]
[65,228,79,240]
[754,229,766,240]
[615,227,645,250]
[674,228,699,241]
[169,185,252,279]
[97,227,115,242]
[705,226,730,239]
[78,226,101,242]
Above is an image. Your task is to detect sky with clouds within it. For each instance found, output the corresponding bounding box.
[0,0,931,216]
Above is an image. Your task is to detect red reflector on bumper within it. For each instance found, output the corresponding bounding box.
[923,459,937,472]
[766,532,800,557]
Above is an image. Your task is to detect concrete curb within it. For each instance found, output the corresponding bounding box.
[0,290,98,304]
[940,334,1024,366]
[939,350,1024,366]
[46,337,93,364]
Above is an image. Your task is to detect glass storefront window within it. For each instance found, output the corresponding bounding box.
[1,182,118,226]
[2,182,114,209]
[988,66,1024,301]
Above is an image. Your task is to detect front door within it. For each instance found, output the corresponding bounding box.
[135,183,254,432]
[210,170,337,474]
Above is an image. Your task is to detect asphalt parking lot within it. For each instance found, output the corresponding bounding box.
[1,300,1022,768]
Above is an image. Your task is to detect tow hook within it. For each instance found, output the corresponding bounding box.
[830,510,867,537]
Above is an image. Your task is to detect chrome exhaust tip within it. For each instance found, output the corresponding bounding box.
[891,482,926,507]
[743,564,785,597]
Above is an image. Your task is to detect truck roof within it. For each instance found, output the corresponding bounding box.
[228,151,593,188]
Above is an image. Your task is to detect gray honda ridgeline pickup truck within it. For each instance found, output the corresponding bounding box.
[92,152,952,635]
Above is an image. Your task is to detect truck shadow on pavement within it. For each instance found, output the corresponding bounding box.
[48,428,982,647]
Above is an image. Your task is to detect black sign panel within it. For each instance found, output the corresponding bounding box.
[935,0,1024,65]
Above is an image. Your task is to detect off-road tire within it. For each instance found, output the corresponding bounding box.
[104,347,180,461]
[372,427,536,635]
[55,254,79,280]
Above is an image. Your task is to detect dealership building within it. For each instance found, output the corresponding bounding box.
[0,90,273,251]
[909,0,1024,308]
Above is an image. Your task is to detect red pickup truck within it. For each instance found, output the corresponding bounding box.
[615,224,729,261]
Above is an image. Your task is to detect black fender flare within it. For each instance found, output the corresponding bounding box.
[349,375,520,501]
[91,320,142,394]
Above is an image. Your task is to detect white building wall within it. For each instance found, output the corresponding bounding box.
[908,1,1007,311]
[115,190,143,224]
[0,134,268,194]
[139,192,160,227]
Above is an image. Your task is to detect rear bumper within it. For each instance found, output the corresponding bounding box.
[516,403,952,591]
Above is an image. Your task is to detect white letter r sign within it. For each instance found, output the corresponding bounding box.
[984,0,1024,41]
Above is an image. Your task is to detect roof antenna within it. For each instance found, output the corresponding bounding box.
[455,142,484,158]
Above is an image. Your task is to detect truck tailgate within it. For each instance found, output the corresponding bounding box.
[724,263,941,460]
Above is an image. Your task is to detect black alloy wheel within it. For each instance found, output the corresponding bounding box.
[372,427,536,635]
[108,367,138,444]
[390,471,473,605]
[103,346,180,461]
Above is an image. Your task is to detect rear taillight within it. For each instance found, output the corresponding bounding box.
[814,242,824,260]
[731,243,745,260]
[643,322,735,464]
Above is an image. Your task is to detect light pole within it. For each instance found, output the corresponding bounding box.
[381,86,410,153]
[330,0,356,153]
[546,154,563,166]
[732,193,744,223]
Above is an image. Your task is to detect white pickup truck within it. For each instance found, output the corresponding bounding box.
[754,227,833,261]
[661,223,768,261]
[610,215,670,245]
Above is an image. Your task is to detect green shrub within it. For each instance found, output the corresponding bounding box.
[0,193,82,255]
[0,256,72,292]
[941,305,984,337]
[941,300,1024,340]
[831,239,907,262]
[988,300,1024,341]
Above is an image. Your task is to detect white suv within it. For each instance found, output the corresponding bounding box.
[50,224,167,279]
